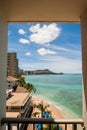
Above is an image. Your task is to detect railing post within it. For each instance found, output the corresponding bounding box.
[7,123,11,130]
[81,124,85,130]
[65,124,67,130]
[33,124,35,130]
[57,124,59,130]
[83,127,86,130]
[49,124,51,130]
[72,124,77,130]
[17,123,19,130]
[41,124,43,130]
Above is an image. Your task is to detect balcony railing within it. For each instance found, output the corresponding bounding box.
[1,118,85,130]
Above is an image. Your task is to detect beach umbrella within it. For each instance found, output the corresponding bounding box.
[37,124,41,130]
[42,112,46,117]
[47,114,51,118]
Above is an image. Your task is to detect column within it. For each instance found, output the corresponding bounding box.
[0,18,8,129]
[80,10,87,129]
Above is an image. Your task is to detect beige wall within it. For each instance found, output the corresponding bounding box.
[2,0,87,22]
[81,10,87,129]
[0,19,7,130]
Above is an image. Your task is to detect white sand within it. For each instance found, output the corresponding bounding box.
[30,96,72,130]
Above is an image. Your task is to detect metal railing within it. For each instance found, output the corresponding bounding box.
[1,118,85,130]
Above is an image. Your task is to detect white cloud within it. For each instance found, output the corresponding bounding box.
[26,52,31,56]
[37,48,57,56]
[19,56,82,73]
[51,45,70,52]
[19,38,30,44]
[29,24,40,33]
[18,29,26,35]
[29,23,61,44]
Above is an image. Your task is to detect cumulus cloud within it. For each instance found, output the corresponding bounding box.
[29,23,61,44]
[18,29,26,35]
[37,48,57,56]
[26,52,31,56]
[29,24,40,33]
[19,38,30,44]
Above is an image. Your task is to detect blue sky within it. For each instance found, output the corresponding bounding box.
[8,23,82,73]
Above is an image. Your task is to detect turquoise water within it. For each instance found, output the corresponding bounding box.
[24,74,82,118]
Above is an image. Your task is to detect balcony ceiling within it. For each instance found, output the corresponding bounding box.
[2,0,87,22]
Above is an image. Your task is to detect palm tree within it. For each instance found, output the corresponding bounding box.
[18,76,26,87]
[32,112,40,117]
[26,83,36,93]
[18,75,36,93]
[37,101,51,118]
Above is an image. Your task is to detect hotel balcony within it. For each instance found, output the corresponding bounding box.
[2,90,85,130]
[1,0,87,130]
[1,117,84,130]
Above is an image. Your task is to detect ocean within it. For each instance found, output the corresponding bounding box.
[24,74,82,118]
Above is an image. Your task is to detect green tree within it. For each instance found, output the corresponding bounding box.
[18,75,36,93]
[26,83,36,93]
[32,112,40,117]
[37,101,51,118]
[18,76,26,87]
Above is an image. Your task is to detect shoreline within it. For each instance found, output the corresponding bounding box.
[31,96,73,130]
[32,96,67,119]
[25,74,82,119]
[28,96,81,130]
[32,94,81,119]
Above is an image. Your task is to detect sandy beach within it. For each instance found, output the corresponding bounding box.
[27,96,82,130]
[31,96,66,119]
[27,96,72,130]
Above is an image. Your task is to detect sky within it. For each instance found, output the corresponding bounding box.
[8,23,82,73]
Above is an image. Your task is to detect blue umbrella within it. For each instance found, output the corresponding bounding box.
[42,112,46,117]
[37,124,41,130]
[48,114,52,118]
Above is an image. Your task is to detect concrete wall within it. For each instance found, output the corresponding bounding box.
[81,10,87,130]
[0,12,8,130]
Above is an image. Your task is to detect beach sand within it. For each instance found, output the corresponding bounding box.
[27,96,72,130]
[31,96,66,119]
